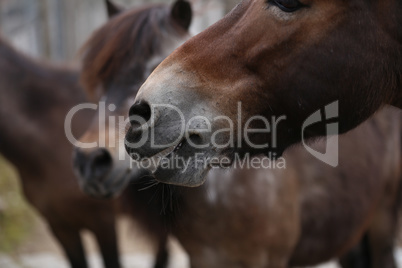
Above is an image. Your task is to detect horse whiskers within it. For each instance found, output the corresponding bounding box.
[160,184,175,215]
[129,175,156,185]
[138,180,160,191]
[148,183,163,206]
[128,171,180,215]
[168,185,174,212]
[161,184,166,214]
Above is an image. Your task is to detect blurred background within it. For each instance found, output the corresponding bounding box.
[0,0,238,61]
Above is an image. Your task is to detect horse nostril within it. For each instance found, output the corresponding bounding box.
[73,148,113,181]
[188,134,203,146]
[90,149,113,180]
[73,149,87,177]
[129,101,152,128]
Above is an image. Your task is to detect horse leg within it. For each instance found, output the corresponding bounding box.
[49,224,88,268]
[367,171,402,268]
[153,231,169,268]
[365,204,398,268]
[339,233,371,268]
[340,191,400,268]
[91,219,121,268]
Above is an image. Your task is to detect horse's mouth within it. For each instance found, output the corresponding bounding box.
[131,135,223,186]
[80,168,132,199]
[129,138,187,172]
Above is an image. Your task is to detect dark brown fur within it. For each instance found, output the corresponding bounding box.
[105,0,124,18]
[0,37,169,268]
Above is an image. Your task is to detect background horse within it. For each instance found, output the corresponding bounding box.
[126,0,402,187]
[72,0,193,267]
[74,0,192,203]
[0,36,123,268]
[74,1,402,267]
[0,1,180,265]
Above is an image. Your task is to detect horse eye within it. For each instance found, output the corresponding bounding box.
[270,0,304,12]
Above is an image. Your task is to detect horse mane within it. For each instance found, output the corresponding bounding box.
[80,4,171,100]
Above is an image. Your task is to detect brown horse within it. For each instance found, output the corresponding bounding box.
[0,37,122,268]
[74,0,192,198]
[71,0,192,266]
[74,2,402,267]
[0,6,176,267]
[125,0,402,187]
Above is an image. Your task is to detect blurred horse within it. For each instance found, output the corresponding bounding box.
[126,0,402,187]
[0,1,189,265]
[0,37,122,268]
[71,0,193,267]
[74,1,402,268]
[74,0,192,200]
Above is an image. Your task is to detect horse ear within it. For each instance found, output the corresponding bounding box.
[105,0,124,19]
[171,0,193,30]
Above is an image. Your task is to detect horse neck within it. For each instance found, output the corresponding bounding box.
[0,39,90,178]
[378,0,402,108]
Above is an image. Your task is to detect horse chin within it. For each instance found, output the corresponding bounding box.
[79,168,132,199]
[153,154,211,187]
[137,138,218,187]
